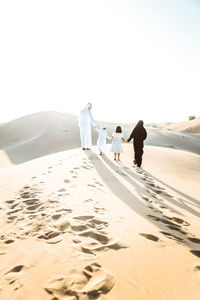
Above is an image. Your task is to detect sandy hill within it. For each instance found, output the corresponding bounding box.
[0,112,200,299]
[0,112,80,165]
[157,116,200,134]
[0,112,133,166]
[0,112,200,167]
[0,144,200,300]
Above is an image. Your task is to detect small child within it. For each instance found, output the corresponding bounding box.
[96,123,111,155]
[111,126,127,161]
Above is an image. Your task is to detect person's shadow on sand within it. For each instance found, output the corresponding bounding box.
[85,150,200,259]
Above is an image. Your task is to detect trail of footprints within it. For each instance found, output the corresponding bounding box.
[3,157,200,298]
[1,158,128,298]
[135,169,200,260]
[3,185,127,253]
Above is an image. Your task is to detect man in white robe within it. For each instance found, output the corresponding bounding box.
[79,103,96,150]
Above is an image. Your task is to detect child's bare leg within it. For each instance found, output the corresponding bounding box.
[117,153,120,161]
[114,153,116,160]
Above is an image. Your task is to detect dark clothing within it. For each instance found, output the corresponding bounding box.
[127,121,147,167]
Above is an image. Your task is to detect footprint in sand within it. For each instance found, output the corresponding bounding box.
[88,218,108,227]
[170,217,190,226]
[45,263,115,299]
[4,265,24,290]
[56,208,73,214]
[87,184,96,188]
[94,207,105,214]
[147,214,187,232]
[190,250,200,259]
[71,224,88,232]
[142,196,153,203]
[83,198,93,203]
[140,233,159,242]
[5,265,24,274]
[54,218,71,231]
[152,188,172,197]
[188,238,200,244]
[58,188,66,193]
[7,216,17,223]
[79,230,110,245]
[5,200,15,204]
[25,203,43,212]
[37,231,61,241]
[51,214,62,220]
[4,239,14,244]
[74,216,94,221]
[23,199,40,206]
[7,208,23,215]
[160,231,184,242]
[20,192,36,199]
[146,182,156,188]
[64,179,71,183]
[76,239,128,257]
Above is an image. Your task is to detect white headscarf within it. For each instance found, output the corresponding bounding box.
[100,123,107,129]
[81,103,92,112]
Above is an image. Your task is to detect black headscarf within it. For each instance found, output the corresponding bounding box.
[127,120,147,144]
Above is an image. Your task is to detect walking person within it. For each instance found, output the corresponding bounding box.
[111,126,127,161]
[79,103,96,150]
[127,120,147,167]
[96,123,111,156]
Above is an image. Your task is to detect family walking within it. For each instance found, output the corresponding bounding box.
[79,103,147,167]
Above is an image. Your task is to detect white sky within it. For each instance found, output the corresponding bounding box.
[0,0,199,123]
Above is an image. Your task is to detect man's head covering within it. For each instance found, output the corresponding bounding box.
[82,102,92,112]
[100,123,107,129]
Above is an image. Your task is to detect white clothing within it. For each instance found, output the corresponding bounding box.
[96,127,110,153]
[110,132,123,153]
[79,104,96,148]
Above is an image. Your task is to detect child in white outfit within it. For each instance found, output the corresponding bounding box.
[96,124,111,155]
[111,126,127,161]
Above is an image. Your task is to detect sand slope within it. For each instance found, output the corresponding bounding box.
[157,116,200,134]
[0,144,200,300]
[0,112,81,165]
[0,112,200,167]
[0,112,200,299]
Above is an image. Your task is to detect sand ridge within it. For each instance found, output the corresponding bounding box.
[0,144,200,299]
[0,111,200,299]
[1,111,199,168]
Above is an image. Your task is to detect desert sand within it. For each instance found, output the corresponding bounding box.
[0,113,200,300]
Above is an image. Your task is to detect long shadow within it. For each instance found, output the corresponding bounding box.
[86,151,156,217]
[118,161,200,218]
[102,156,182,216]
[85,151,200,258]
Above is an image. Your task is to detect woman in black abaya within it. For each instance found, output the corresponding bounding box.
[127,120,147,167]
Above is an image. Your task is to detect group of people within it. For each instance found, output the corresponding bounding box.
[79,103,147,167]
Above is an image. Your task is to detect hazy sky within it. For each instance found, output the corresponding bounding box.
[0,0,199,123]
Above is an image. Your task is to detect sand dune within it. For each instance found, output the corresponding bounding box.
[0,112,81,165]
[157,116,200,134]
[0,112,200,299]
[0,111,131,165]
[0,112,200,167]
[0,145,200,300]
